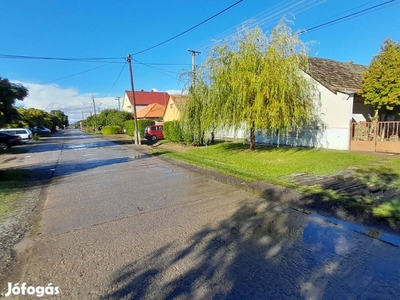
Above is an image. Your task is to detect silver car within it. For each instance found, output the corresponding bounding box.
[0,128,33,142]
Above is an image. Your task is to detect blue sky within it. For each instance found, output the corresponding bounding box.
[1,0,399,122]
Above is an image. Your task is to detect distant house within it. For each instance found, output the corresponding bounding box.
[122,90,170,115]
[163,95,187,122]
[136,103,166,120]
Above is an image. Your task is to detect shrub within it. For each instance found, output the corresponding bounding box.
[124,120,136,136]
[33,133,40,141]
[124,120,155,138]
[101,126,121,135]
[163,121,182,142]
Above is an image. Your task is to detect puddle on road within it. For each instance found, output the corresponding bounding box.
[64,142,115,150]
[13,232,32,254]
[311,213,400,247]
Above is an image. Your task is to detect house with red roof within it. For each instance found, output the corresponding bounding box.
[136,103,166,120]
[122,90,170,115]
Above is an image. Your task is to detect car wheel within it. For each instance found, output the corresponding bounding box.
[151,135,157,142]
[0,142,8,151]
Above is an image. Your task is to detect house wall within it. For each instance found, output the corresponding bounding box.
[255,78,354,150]
[122,93,146,114]
[122,93,131,112]
[163,98,181,122]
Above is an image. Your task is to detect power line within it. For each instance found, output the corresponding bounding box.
[300,0,397,34]
[132,59,181,80]
[131,0,244,56]
[197,0,327,53]
[99,62,127,100]
[0,54,124,63]
[41,63,111,84]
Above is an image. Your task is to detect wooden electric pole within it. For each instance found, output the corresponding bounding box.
[126,54,140,145]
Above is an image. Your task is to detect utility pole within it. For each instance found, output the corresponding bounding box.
[116,96,121,111]
[81,111,84,120]
[92,94,98,133]
[126,54,140,145]
[188,49,201,84]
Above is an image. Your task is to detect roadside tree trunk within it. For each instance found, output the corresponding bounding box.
[250,121,255,151]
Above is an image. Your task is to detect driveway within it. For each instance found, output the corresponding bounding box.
[2,130,400,299]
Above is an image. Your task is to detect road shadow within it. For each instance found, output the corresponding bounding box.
[100,196,399,299]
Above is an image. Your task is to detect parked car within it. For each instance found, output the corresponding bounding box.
[144,125,164,142]
[0,128,33,142]
[32,126,51,133]
[0,132,22,150]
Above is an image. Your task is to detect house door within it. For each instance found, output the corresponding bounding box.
[350,121,400,153]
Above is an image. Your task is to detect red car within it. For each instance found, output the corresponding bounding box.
[0,132,22,150]
[144,125,164,142]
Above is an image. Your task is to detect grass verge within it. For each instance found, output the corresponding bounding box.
[154,142,382,186]
[0,169,31,222]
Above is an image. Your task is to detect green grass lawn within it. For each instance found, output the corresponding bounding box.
[155,142,383,186]
[0,169,31,222]
[154,142,400,224]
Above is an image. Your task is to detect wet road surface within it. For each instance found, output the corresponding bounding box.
[5,130,400,299]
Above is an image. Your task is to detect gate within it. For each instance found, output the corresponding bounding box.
[350,121,400,153]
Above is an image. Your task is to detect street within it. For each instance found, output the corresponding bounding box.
[2,130,400,299]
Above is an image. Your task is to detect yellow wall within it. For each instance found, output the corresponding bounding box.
[163,97,181,121]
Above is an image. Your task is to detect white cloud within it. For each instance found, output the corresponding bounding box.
[14,82,120,123]
[166,89,187,95]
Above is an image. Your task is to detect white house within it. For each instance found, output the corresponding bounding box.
[217,57,371,150]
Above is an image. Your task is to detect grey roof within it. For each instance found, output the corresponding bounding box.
[307,57,368,94]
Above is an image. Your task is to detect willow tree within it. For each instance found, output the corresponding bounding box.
[181,19,316,150]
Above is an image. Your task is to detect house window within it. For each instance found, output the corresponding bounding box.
[170,104,173,109]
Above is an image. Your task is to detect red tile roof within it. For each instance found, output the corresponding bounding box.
[125,90,170,106]
[137,103,166,119]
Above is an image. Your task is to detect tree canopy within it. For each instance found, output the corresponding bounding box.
[0,78,28,127]
[180,20,316,149]
[50,110,69,128]
[82,109,131,131]
[360,38,400,117]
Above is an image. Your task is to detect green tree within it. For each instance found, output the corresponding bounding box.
[360,38,400,119]
[181,20,316,150]
[0,78,28,127]
[97,109,131,129]
[50,110,69,128]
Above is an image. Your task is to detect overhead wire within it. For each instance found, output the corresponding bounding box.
[197,0,327,53]
[0,54,124,63]
[131,0,244,56]
[300,0,397,34]
[98,61,127,100]
[40,63,111,84]
[132,59,181,80]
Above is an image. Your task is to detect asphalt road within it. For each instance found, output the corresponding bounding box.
[3,130,400,299]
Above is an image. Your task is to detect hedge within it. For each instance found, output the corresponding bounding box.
[163,121,183,142]
[124,120,155,138]
[101,125,121,135]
